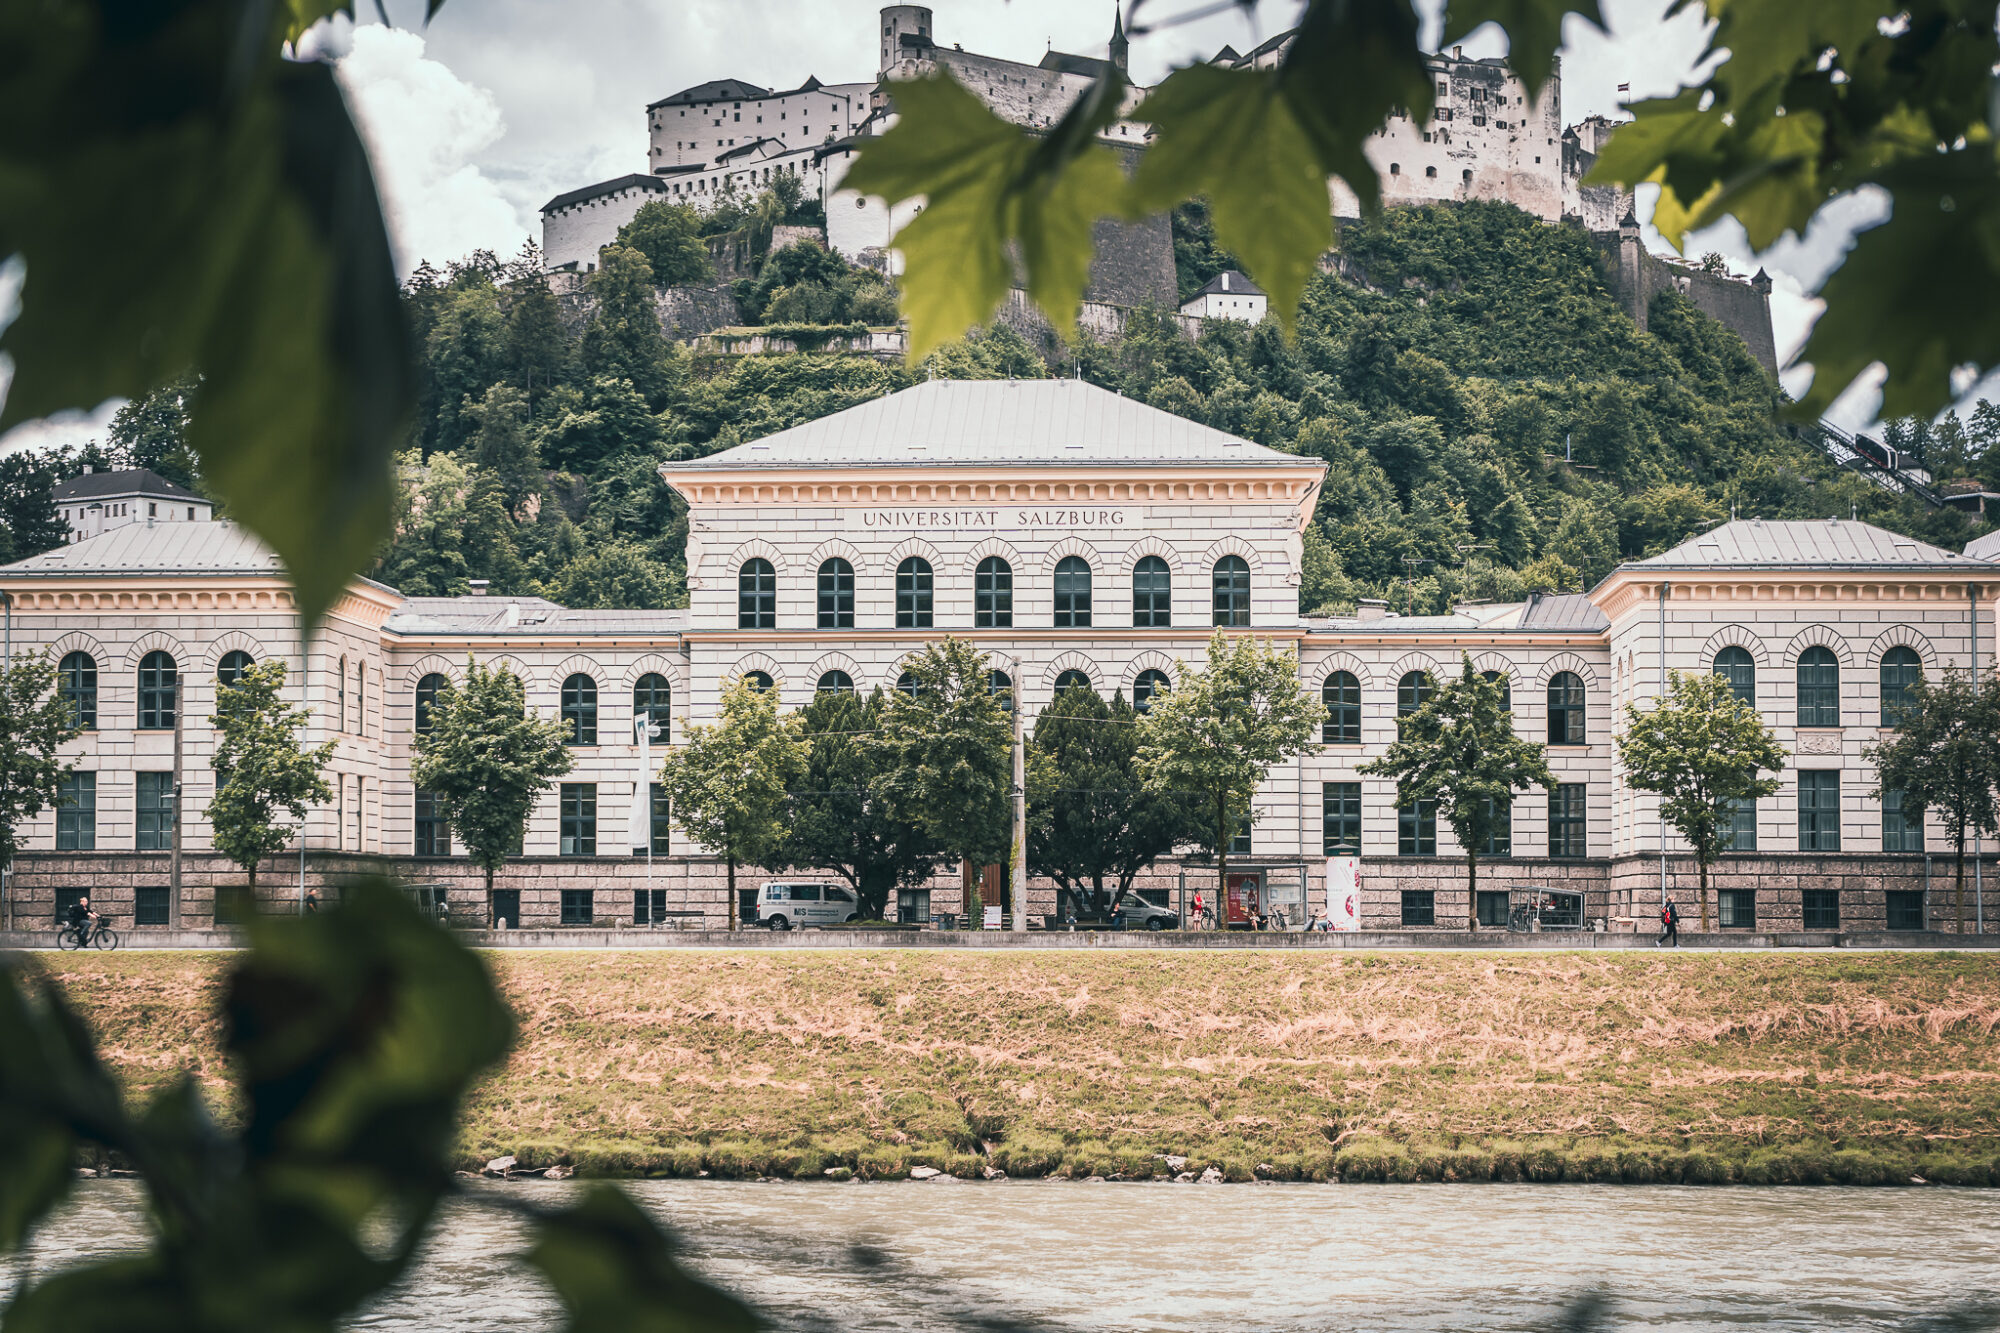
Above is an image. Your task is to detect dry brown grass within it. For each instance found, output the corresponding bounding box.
[33,949,2000,1184]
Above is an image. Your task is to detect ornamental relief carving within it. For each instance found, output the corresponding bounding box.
[1795,730,1844,754]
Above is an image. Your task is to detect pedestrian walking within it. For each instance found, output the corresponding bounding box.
[1658,897,1678,947]
[304,888,319,915]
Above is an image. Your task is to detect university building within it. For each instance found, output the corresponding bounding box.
[4,380,1996,933]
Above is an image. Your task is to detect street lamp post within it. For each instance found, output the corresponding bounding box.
[992,653,1027,933]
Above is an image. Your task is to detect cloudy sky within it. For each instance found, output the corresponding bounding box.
[0,0,1931,453]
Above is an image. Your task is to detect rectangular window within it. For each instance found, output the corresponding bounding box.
[560,888,594,925]
[650,782,671,855]
[1798,771,1841,851]
[1229,817,1251,856]
[635,888,667,925]
[1718,887,1757,929]
[136,772,175,851]
[134,885,170,927]
[1802,888,1840,930]
[1548,784,1587,858]
[560,784,597,856]
[1398,801,1436,856]
[1475,889,1509,927]
[1720,797,1757,852]
[1885,890,1926,932]
[1882,789,1923,852]
[1481,797,1511,857]
[1321,782,1361,855]
[414,790,448,857]
[57,772,96,851]
[1400,889,1435,926]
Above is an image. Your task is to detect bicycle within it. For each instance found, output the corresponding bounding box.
[55,916,119,951]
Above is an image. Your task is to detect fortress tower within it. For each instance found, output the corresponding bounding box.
[880,5,934,76]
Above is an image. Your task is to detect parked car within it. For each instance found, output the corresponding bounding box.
[1113,896,1179,932]
[757,881,860,930]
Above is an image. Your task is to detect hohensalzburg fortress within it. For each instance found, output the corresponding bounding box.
[539,5,1633,276]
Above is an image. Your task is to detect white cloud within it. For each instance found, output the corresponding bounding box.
[326,21,532,274]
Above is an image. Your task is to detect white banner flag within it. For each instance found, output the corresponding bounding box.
[628,712,655,853]
[1325,857,1361,932]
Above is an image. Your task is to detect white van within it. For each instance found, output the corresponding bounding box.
[756,881,859,930]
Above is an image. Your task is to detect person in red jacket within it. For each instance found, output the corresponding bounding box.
[1658,897,1680,947]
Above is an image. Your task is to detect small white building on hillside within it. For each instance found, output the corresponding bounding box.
[1179,271,1267,324]
[52,468,210,544]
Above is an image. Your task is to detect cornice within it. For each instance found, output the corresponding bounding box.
[658,464,1324,508]
[1595,571,1993,622]
[2,575,401,627]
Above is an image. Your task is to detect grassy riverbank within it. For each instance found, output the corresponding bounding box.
[38,950,2000,1185]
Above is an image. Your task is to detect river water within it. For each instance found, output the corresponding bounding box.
[11,1180,1998,1331]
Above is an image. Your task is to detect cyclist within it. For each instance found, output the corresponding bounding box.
[67,895,98,944]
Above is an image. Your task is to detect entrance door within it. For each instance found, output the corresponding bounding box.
[1224,871,1263,928]
[491,889,520,929]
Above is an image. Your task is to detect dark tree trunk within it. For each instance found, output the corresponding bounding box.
[1697,857,1711,932]
[727,854,738,932]
[1465,850,1478,930]
[1215,794,1229,931]
[1955,837,1966,934]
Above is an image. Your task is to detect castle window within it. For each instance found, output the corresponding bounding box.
[1425,166,1436,178]
[1389,163,1400,176]
[1462,169,1473,183]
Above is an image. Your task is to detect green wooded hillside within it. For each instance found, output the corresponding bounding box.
[132,201,2000,612]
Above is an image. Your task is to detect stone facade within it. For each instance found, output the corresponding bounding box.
[5,383,1997,936]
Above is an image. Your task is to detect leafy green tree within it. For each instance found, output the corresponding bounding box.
[409,660,573,896]
[581,246,679,408]
[503,266,570,407]
[659,675,806,930]
[103,374,201,488]
[1137,631,1323,911]
[1360,656,1558,929]
[0,652,84,928]
[206,660,335,895]
[539,376,664,472]
[1028,685,1202,917]
[878,638,1013,908]
[537,542,673,610]
[464,383,541,515]
[615,200,714,287]
[781,688,943,921]
[1865,666,2000,934]
[422,279,508,455]
[0,453,72,560]
[1617,669,1788,931]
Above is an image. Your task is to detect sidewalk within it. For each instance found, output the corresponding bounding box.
[6,927,1998,951]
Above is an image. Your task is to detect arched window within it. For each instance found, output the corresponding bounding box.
[896,557,933,629]
[1481,670,1511,711]
[816,558,854,629]
[633,673,671,742]
[1322,671,1360,743]
[1054,669,1092,694]
[58,652,96,729]
[1879,647,1921,727]
[1546,671,1586,744]
[1212,555,1250,627]
[743,671,775,694]
[137,651,177,730]
[415,673,448,734]
[561,674,598,744]
[1714,646,1755,707]
[815,670,854,695]
[895,670,922,697]
[975,557,1013,628]
[217,650,254,688]
[1397,670,1431,716]
[337,654,347,732]
[1132,555,1171,627]
[738,558,776,629]
[1053,556,1092,627]
[1797,647,1839,728]
[988,669,1014,712]
[1133,668,1171,714]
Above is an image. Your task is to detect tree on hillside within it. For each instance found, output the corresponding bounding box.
[1617,669,1788,932]
[0,653,83,929]
[1865,666,2000,933]
[410,660,573,898]
[615,200,713,287]
[463,383,541,516]
[581,245,679,408]
[207,660,335,897]
[0,454,71,562]
[877,638,1013,913]
[537,542,673,611]
[103,374,200,488]
[1361,657,1557,930]
[1028,684,1203,918]
[781,688,943,922]
[502,263,570,407]
[1137,632,1322,915]
[658,675,806,930]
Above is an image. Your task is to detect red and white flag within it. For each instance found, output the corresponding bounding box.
[1617,82,1630,93]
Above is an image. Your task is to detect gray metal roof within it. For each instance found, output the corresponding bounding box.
[52,468,203,503]
[1305,593,1607,635]
[1965,529,2000,562]
[1190,270,1265,299]
[1518,592,1610,632]
[1,520,285,576]
[663,379,1319,471]
[384,598,688,637]
[540,173,669,216]
[1625,519,1982,571]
